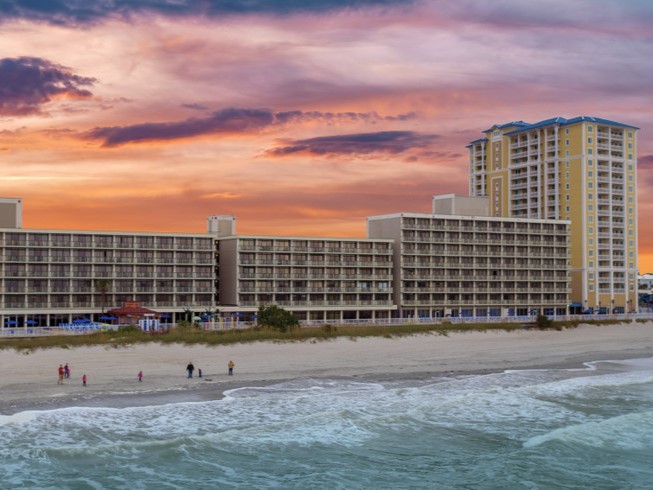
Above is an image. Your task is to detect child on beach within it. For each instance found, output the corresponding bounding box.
[228,360,234,376]
[138,371,143,382]
[57,364,64,384]
[64,363,70,379]
[82,374,87,387]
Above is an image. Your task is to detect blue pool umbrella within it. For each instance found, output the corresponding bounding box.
[5,320,17,325]
[99,315,117,321]
[25,320,38,325]
[73,318,91,324]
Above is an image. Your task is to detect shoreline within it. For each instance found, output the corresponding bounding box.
[1,322,652,415]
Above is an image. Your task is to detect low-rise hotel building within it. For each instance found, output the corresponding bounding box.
[0,199,215,327]
[367,195,571,318]
[216,235,396,322]
[2,194,572,327]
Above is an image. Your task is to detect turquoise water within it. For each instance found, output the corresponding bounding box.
[1,358,652,489]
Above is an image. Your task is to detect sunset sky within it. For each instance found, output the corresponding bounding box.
[2,1,653,269]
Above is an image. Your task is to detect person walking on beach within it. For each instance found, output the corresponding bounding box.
[228,360,234,376]
[138,370,143,382]
[82,374,87,387]
[57,364,64,384]
[64,363,70,379]
[186,362,195,378]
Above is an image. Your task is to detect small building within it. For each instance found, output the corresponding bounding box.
[107,301,159,326]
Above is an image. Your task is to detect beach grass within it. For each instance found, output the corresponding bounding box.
[0,318,628,352]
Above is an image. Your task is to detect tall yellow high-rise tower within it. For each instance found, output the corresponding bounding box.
[467,116,638,313]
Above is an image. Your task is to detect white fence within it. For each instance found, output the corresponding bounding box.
[0,313,651,338]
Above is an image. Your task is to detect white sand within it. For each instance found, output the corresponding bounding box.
[1,322,652,413]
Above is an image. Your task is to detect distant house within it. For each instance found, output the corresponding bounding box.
[638,274,653,290]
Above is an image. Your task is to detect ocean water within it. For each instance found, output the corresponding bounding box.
[1,358,653,489]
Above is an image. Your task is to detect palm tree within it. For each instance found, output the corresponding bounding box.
[95,279,111,314]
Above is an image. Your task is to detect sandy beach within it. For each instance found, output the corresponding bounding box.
[1,321,652,415]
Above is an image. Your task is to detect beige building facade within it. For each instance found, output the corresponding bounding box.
[468,116,638,313]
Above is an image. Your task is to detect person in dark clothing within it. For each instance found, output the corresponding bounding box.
[186,362,195,378]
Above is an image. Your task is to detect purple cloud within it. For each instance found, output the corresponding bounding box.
[83,108,416,146]
[0,57,95,116]
[267,131,438,157]
[85,108,276,147]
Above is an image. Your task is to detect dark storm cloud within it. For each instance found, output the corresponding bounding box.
[0,57,95,116]
[83,108,415,146]
[0,0,409,26]
[267,131,438,157]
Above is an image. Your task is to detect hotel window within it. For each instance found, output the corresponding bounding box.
[589,205,593,211]
[565,206,570,212]
[566,128,569,135]
[588,216,593,223]
[589,227,593,234]
[588,137,593,144]
[589,238,594,245]
[588,182,593,189]
[588,125,593,132]
[628,131,633,138]
[565,172,570,179]
[589,272,594,279]
[565,183,570,190]
[588,159,593,166]
[588,171,593,177]
[588,193,593,200]
[589,261,594,267]
[588,149,593,154]
[628,154,633,160]
[589,285,594,291]
[565,139,570,145]
[566,194,570,201]
[566,150,570,156]
[628,143,632,149]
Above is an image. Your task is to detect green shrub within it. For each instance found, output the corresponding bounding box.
[535,314,553,329]
[257,305,299,332]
